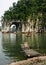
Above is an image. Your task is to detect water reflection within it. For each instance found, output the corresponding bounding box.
[2,33,26,62]
[10,33,16,44]
[0,32,11,65]
[0,32,46,65]
[22,33,46,54]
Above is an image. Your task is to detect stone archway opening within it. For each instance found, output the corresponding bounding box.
[10,22,22,32]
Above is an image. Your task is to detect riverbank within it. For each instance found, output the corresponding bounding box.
[9,56,46,65]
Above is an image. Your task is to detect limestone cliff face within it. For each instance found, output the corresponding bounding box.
[2,22,10,32]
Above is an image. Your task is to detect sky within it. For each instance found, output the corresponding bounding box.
[0,0,18,19]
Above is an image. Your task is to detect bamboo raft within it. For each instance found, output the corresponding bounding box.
[21,42,41,57]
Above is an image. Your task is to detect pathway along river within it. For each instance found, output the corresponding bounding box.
[0,32,46,65]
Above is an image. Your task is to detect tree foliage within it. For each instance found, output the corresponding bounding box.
[2,0,46,31]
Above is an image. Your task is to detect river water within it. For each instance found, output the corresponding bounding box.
[0,32,46,65]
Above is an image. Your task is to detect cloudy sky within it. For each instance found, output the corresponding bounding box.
[0,0,18,18]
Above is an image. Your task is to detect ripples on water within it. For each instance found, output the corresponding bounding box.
[0,32,46,65]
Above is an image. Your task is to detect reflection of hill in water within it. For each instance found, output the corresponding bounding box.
[2,33,26,61]
[2,33,46,61]
[2,34,16,42]
[22,33,46,54]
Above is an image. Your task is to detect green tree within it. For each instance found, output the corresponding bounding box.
[2,0,46,32]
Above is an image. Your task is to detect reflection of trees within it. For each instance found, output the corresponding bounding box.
[2,33,46,60]
[31,33,46,54]
[37,34,46,54]
[2,33,26,61]
[22,33,46,54]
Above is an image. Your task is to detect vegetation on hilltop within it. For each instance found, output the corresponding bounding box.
[2,0,46,32]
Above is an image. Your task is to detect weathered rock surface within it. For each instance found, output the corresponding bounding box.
[9,56,46,65]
